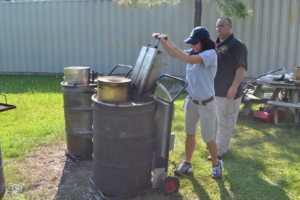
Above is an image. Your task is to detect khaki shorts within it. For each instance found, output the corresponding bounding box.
[184,97,216,143]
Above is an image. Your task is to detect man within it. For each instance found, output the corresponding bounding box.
[211,17,248,159]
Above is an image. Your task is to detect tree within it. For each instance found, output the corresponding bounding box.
[213,0,253,19]
[114,0,252,26]
[113,0,180,8]
[194,0,202,27]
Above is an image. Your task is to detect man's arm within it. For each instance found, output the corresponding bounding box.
[227,66,246,100]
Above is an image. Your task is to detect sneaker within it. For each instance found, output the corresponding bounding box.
[207,155,222,160]
[212,160,223,179]
[177,161,193,174]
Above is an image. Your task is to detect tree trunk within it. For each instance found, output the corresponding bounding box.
[194,0,202,27]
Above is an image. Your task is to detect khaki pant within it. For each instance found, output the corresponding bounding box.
[213,96,242,156]
[184,97,216,143]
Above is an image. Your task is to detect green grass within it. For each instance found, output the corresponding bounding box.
[0,75,65,159]
[0,75,300,200]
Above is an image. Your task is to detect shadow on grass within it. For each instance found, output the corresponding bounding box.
[222,111,300,199]
[236,112,300,162]
[219,152,291,200]
[183,169,232,200]
[189,174,211,200]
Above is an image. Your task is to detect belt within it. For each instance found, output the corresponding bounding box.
[190,96,214,105]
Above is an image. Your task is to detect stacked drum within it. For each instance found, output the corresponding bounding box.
[92,76,155,196]
[61,66,96,157]
[60,41,182,197]
[92,44,167,196]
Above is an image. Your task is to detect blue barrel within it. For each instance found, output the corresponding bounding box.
[92,95,154,196]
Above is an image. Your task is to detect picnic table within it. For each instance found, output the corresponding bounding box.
[243,77,300,125]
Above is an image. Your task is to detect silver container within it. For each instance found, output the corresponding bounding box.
[61,83,96,156]
[130,46,166,99]
[64,66,90,85]
[92,95,154,196]
[97,76,131,103]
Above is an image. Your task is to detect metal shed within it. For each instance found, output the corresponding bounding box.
[0,0,299,78]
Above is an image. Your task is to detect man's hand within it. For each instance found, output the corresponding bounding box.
[227,66,246,100]
[227,85,237,100]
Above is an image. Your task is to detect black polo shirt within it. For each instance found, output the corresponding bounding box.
[214,34,248,99]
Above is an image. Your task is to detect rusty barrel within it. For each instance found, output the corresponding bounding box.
[61,81,96,157]
[0,144,5,198]
[92,95,154,196]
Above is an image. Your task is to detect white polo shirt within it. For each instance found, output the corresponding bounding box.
[184,49,217,101]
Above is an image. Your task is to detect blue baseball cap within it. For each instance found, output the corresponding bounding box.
[184,27,210,44]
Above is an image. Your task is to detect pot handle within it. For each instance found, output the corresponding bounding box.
[154,35,168,49]
[107,64,133,78]
[158,74,188,104]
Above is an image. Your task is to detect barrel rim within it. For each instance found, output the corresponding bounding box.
[61,81,97,87]
[64,66,90,72]
[92,95,153,107]
[97,76,131,83]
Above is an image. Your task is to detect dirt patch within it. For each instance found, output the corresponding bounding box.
[4,142,182,200]
[5,141,99,200]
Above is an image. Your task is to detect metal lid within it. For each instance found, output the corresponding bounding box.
[64,66,90,74]
[97,76,131,83]
[130,46,166,99]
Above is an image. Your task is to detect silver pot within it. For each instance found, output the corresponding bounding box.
[97,76,131,103]
[64,66,90,85]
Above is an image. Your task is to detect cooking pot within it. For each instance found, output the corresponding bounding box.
[64,66,90,85]
[97,76,131,103]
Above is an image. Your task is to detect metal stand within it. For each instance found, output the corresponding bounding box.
[0,94,16,112]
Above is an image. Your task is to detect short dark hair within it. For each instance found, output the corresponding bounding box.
[219,17,232,25]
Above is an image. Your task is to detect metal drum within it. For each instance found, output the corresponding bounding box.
[0,144,5,198]
[62,66,96,157]
[92,95,154,196]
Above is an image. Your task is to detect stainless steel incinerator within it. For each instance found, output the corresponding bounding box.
[91,39,187,198]
[91,44,166,196]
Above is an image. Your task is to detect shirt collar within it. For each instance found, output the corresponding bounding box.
[216,33,234,44]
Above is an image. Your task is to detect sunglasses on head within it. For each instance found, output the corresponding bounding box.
[192,41,199,45]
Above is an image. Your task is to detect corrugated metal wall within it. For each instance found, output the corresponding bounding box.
[0,0,300,78]
[0,0,193,76]
[202,0,300,78]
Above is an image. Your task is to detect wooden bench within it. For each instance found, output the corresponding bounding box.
[243,84,281,116]
[266,101,300,125]
[243,93,270,103]
[243,85,275,103]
